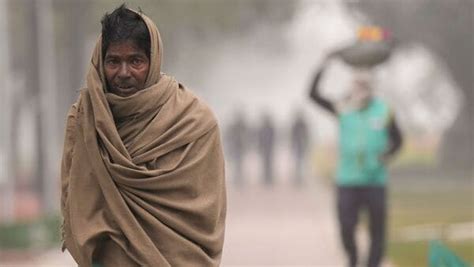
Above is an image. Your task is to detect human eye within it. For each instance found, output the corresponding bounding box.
[105,58,119,66]
[131,57,144,66]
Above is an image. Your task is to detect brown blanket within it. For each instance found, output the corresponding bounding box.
[60,9,226,267]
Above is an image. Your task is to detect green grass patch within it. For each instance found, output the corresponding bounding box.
[390,175,473,224]
[389,186,473,228]
[0,214,61,249]
[389,240,473,266]
[388,175,474,266]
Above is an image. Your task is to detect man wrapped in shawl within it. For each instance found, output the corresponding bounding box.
[60,5,226,266]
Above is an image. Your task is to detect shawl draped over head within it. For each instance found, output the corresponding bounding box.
[60,9,226,267]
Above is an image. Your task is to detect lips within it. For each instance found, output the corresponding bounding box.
[116,85,135,91]
[113,84,138,96]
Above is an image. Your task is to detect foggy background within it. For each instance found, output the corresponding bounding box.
[0,0,472,266]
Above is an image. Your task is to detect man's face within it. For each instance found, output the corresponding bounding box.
[104,40,150,97]
[351,79,373,109]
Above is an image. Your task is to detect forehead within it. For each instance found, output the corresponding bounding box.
[105,40,147,57]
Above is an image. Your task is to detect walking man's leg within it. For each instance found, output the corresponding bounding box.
[337,187,361,267]
[366,186,386,267]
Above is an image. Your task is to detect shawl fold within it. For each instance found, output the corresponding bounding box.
[60,9,226,267]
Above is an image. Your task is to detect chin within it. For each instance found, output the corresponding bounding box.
[122,92,138,98]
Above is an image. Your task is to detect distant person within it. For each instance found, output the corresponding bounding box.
[291,111,310,186]
[309,54,403,267]
[258,114,276,185]
[59,5,226,266]
[226,111,249,186]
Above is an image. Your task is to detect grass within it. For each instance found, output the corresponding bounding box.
[0,214,61,250]
[311,139,473,265]
[390,240,473,266]
[387,173,474,266]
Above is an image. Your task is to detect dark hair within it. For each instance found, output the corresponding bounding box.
[101,4,150,59]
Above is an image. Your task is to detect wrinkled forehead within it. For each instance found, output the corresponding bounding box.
[105,40,147,55]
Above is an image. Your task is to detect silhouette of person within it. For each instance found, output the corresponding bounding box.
[291,111,309,186]
[258,113,276,186]
[226,111,249,186]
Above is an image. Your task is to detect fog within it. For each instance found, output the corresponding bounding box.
[0,0,472,265]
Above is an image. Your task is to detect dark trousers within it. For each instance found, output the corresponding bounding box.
[337,186,386,267]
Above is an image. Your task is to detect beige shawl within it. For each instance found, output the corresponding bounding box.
[60,10,226,267]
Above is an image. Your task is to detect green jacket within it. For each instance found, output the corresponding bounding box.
[336,98,391,186]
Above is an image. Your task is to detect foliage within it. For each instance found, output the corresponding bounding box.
[0,215,61,249]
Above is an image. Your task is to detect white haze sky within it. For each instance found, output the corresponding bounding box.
[3,0,462,175]
[195,0,460,140]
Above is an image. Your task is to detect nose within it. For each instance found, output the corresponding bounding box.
[117,62,131,79]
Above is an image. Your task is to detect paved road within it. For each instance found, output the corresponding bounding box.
[1,178,393,266]
[221,180,346,266]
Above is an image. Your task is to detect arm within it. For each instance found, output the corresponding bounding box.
[381,115,403,162]
[308,60,337,116]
